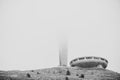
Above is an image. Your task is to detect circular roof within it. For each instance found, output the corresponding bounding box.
[70,56,108,68]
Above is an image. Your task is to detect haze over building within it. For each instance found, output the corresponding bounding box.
[0,0,120,74]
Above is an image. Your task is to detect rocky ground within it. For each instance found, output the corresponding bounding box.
[0,67,120,80]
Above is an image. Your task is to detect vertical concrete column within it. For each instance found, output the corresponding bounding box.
[57,28,68,66]
[59,44,68,66]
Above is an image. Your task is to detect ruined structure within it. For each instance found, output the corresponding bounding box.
[70,56,108,69]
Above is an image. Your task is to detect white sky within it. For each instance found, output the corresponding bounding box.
[0,0,120,72]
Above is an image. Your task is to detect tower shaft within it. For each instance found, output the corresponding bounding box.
[59,44,68,66]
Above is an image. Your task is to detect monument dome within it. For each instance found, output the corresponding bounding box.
[70,56,108,69]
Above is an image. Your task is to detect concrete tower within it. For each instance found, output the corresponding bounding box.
[59,41,68,66]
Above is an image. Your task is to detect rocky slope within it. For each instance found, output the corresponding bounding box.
[0,67,120,80]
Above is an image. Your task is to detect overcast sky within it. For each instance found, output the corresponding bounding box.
[0,0,120,73]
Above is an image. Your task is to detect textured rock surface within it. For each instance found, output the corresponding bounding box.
[0,67,120,80]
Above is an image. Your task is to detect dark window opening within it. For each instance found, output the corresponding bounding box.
[79,57,84,60]
[105,60,108,63]
[101,58,105,60]
[86,57,92,59]
[94,57,99,59]
[73,59,78,61]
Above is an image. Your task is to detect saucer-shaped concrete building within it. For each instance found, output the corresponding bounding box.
[70,56,108,69]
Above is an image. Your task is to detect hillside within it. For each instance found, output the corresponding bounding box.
[0,67,120,80]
